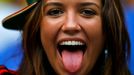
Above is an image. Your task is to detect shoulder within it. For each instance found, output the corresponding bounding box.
[0,65,18,75]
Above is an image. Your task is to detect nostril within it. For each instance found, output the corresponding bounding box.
[63,29,80,35]
[61,24,81,35]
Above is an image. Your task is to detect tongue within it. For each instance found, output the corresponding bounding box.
[62,50,83,73]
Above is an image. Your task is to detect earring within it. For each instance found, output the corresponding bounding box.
[105,49,108,59]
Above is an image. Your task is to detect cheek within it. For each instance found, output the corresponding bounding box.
[40,17,64,58]
[79,17,104,59]
[79,17,103,40]
[40,18,55,57]
[84,17,103,50]
[40,17,64,39]
[40,18,59,43]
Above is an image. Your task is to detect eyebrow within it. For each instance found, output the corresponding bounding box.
[44,2,100,9]
[78,2,100,9]
[44,2,63,7]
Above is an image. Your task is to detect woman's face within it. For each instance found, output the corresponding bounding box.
[40,0,104,74]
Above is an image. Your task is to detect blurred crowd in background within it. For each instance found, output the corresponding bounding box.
[0,0,26,70]
[0,0,134,74]
[123,0,134,74]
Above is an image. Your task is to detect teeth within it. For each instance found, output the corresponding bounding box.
[60,41,84,46]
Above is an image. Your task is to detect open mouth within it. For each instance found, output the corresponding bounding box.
[57,40,87,73]
[57,41,87,55]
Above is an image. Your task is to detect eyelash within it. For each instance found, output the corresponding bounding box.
[46,8,64,17]
[80,8,96,17]
[46,8,96,18]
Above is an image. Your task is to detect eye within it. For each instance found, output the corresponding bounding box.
[46,8,64,17]
[80,8,96,18]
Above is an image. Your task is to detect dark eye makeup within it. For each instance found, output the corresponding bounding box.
[80,8,97,18]
[45,7,97,18]
[46,8,64,17]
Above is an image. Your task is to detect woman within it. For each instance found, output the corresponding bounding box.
[1,0,131,75]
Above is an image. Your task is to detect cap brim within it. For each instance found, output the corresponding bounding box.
[2,2,37,30]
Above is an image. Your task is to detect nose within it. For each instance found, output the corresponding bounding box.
[61,11,81,35]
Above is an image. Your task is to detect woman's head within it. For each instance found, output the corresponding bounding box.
[40,0,104,74]
[15,0,130,75]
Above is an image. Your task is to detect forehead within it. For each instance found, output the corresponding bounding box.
[44,0,101,6]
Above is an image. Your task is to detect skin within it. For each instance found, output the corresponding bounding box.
[40,0,104,75]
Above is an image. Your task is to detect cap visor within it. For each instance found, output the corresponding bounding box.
[2,2,37,30]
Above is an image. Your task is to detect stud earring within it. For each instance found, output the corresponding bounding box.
[105,49,108,59]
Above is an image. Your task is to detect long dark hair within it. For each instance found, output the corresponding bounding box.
[101,0,130,75]
[17,0,131,75]
[18,0,55,75]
